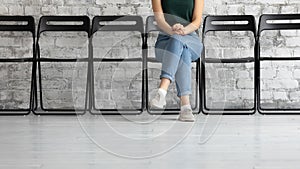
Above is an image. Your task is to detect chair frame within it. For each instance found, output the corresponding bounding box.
[34,16,90,115]
[202,15,257,115]
[89,15,145,115]
[257,14,300,114]
[0,16,35,115]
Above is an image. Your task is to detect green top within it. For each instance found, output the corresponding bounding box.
[162,0,194,26]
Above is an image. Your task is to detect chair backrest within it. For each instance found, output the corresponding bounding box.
[202,15,256,63]
[91,15,144,35]
[203,15,256,36]
[37,16,90,38]
[146,15,160,33]
[258,14,300,36]
[0,16,35,35]
[91,15,145,60]
[0,16,35,60]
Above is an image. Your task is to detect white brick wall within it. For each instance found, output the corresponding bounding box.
[0,0,299,110]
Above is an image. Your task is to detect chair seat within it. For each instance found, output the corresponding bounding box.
[204,57,255,63]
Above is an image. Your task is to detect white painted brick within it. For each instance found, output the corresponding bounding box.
[0,37,22,47]
[265,79,298,89]
[260,0,286,5]
[290,91,300,101]
[8,5,23,15]
[236,70,250,79]
[260,69,277,79]
[237,79,254,89]
[41,6,56,15]
[87,7,100,16]
[281,5,296,13]
[227,5,244,15]
[226,90,240,101]
[0,5,8,14]
[286,37,300,47]
[56,38,88,47]
[102,5,120,15]
[24,6,40,15]
[294,70,300,79]
[277,70,293,79]
[273,92,288,100]
[240,90,254,100]
[294,49,300,57]
[260,91,273,100]
[245,5,261,16]
[280,30,297,37]
[273,48,294,58]
[57,6,72,15]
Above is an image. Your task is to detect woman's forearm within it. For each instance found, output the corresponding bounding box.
[183,22,200,35]
[183,0,204,35]
[154,13,174,35]
[152,0,174,35]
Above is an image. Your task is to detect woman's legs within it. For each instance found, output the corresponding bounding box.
[159,78,171,91]
[151,34,184,109]
[159,34,184,83]
[175,46,192,105]
[151,33,201,122]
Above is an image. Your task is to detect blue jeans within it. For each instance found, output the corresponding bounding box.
[155,32,203,97]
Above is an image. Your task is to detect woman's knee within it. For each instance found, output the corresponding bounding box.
[169,34,184,48]
[180,47,192,64]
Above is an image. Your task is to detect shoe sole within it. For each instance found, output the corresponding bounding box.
[178,118,195,122]
[149,103,166,110]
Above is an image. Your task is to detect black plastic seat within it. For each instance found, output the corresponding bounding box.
[145,16,201,114]
[0,16,35,115]
[257,14,300,114]
[202,15,257,115]
[90,15,145,115]
[35,16,90,115]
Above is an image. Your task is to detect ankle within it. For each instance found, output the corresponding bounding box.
[181,104,192,111]
[158,88,167,98]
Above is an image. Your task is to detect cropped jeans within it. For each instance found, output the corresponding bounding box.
[155,32,203,97]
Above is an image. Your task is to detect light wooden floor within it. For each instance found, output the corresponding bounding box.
[0,113,300,169]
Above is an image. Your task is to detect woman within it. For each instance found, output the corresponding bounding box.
[150,0,204,122]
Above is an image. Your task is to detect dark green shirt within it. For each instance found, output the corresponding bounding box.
[162,0,194,26]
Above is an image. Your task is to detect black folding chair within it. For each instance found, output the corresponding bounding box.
[90,15,145,115]
[0,16,35,115]
[202,15,257,115]
[34,16,90,115]
[258,14,300,114]
[145,16,201,115]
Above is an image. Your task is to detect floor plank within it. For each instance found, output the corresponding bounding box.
[0,114,300,169]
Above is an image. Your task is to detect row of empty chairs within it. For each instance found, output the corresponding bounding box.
[0,14,299,115]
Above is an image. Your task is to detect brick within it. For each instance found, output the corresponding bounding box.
[237,79,254,89]
[24,6,40,15]
[277,70,293,79]
[240,90,254,100]
[286,37,300,47]
[260,69,277,79]
[290,91,300,101]
[245,5,261,16]
[274,92,288,100]
[41,6,56,15]
[8,5,23,15]
[260,91,273,100]
[264,79,298,89]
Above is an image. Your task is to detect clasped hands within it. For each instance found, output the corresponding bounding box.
[171,23,186,35]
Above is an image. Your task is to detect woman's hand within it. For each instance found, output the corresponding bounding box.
[172,23,186,35]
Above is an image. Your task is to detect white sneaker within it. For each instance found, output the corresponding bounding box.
[150,89,166,109]
[178,108,195,122]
